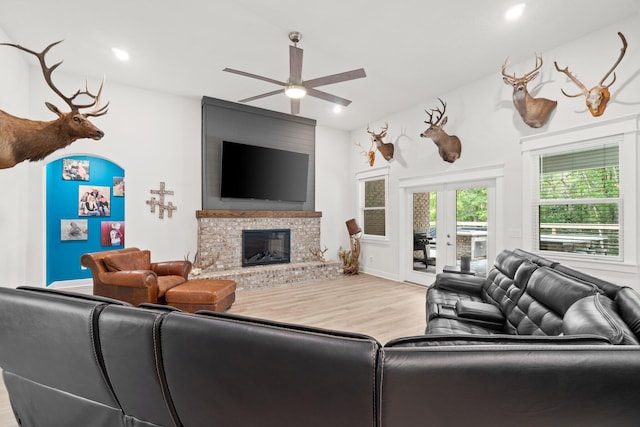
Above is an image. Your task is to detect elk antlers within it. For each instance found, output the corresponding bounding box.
[0,40,109,116]
[553,32,627,117]
[0,40,109,169]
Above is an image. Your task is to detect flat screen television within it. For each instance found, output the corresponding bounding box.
[220,140,309,202]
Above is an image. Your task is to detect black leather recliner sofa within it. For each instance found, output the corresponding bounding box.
[2,249,640,426]
[425,249,640,345]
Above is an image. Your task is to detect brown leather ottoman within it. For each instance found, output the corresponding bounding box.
[165,279,236,313]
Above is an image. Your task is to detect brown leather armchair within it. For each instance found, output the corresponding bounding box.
[80,247,192,306]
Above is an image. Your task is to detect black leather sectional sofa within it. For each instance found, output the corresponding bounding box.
[1,249,640,426]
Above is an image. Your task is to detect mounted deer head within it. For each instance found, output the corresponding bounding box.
[366,122,394,161]
[0,40,109,169]
[554,32,627,117]
[420,98,461,163]
[502,53,557,128]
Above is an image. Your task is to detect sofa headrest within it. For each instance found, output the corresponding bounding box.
[513,260,538,288]
[527,267,601,316]
[0,287,121,407]
[615,287,640,341]
[493,250,528,279]
[512,248,559,268]
[553,264,622,299]
[564,294,639,345]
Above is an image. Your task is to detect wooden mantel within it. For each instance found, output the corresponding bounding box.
[196,210,322,219]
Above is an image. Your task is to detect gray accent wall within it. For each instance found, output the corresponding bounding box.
[202,96,316,211]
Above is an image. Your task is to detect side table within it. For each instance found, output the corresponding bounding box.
[443,265,476,276]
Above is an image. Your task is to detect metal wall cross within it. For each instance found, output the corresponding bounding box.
[146,181,177,219]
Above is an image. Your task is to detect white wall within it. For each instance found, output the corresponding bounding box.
[350,15,640,289]
[0,28,32,287]
[315,125,353,261]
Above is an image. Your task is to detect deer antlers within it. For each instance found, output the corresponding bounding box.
[0,40,109,116]
[553,32,627,116]
[501,53,543,84]
[366,122,388,140]
[424,98,448,126]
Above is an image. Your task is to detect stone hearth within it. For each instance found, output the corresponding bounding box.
[196,210,341,290]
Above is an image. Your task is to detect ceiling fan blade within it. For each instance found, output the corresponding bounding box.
[303,68,366,88]
[290,98,300,115]
[238,89,284,103]
[289,45,303,82]
[223,68,286,87]
[306,87,352,107]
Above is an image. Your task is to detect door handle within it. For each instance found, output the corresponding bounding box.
[446,242,452,246]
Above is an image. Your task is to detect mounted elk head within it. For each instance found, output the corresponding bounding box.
[366,122,394,161]
[502,53,557,128]
[554,32,627,117]
[0,40,109,169]
[420,98,461,163]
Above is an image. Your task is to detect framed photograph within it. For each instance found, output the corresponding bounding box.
[62,158,90,181]
[113,177,125,196]
[60,219,88,241]
[101,221,125,247]
[79,185,111,217]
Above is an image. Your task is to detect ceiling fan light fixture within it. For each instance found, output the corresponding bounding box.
[285,84,307,99]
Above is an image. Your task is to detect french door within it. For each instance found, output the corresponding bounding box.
[404,179,497,286]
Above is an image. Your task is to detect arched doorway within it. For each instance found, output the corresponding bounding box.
[45,156,125,286]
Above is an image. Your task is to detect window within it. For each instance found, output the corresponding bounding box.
[522,114,638,265]
[536,141,620,258]
[357,167,388,239]
[363,178,386,236]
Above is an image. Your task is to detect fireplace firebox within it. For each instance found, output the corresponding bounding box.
[242,229,291,267]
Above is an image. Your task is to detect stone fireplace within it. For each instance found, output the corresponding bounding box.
[196,210,341,290]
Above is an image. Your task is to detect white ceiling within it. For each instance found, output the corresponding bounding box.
[0,0,638,131]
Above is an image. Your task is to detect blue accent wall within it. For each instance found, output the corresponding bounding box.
[46,156,125,286]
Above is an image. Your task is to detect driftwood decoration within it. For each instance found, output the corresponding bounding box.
[502,53,557,128]
[420,98,462,163]
[340,218,362,274]
[146,182,177,219]
[0,41,109,169]
[367,123,394,161]
[554,32,628,117]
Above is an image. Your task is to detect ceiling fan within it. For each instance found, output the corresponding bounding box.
[223,31,366,115]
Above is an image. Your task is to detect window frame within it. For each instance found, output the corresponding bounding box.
[357,166,389,242]
[521,114,638,268]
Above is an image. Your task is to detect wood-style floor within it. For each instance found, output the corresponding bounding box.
[0,274,427,425]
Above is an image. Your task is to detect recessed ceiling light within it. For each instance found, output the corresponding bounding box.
[333,105,342,114]
[505,3,526,21]
[111,47,130,62]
